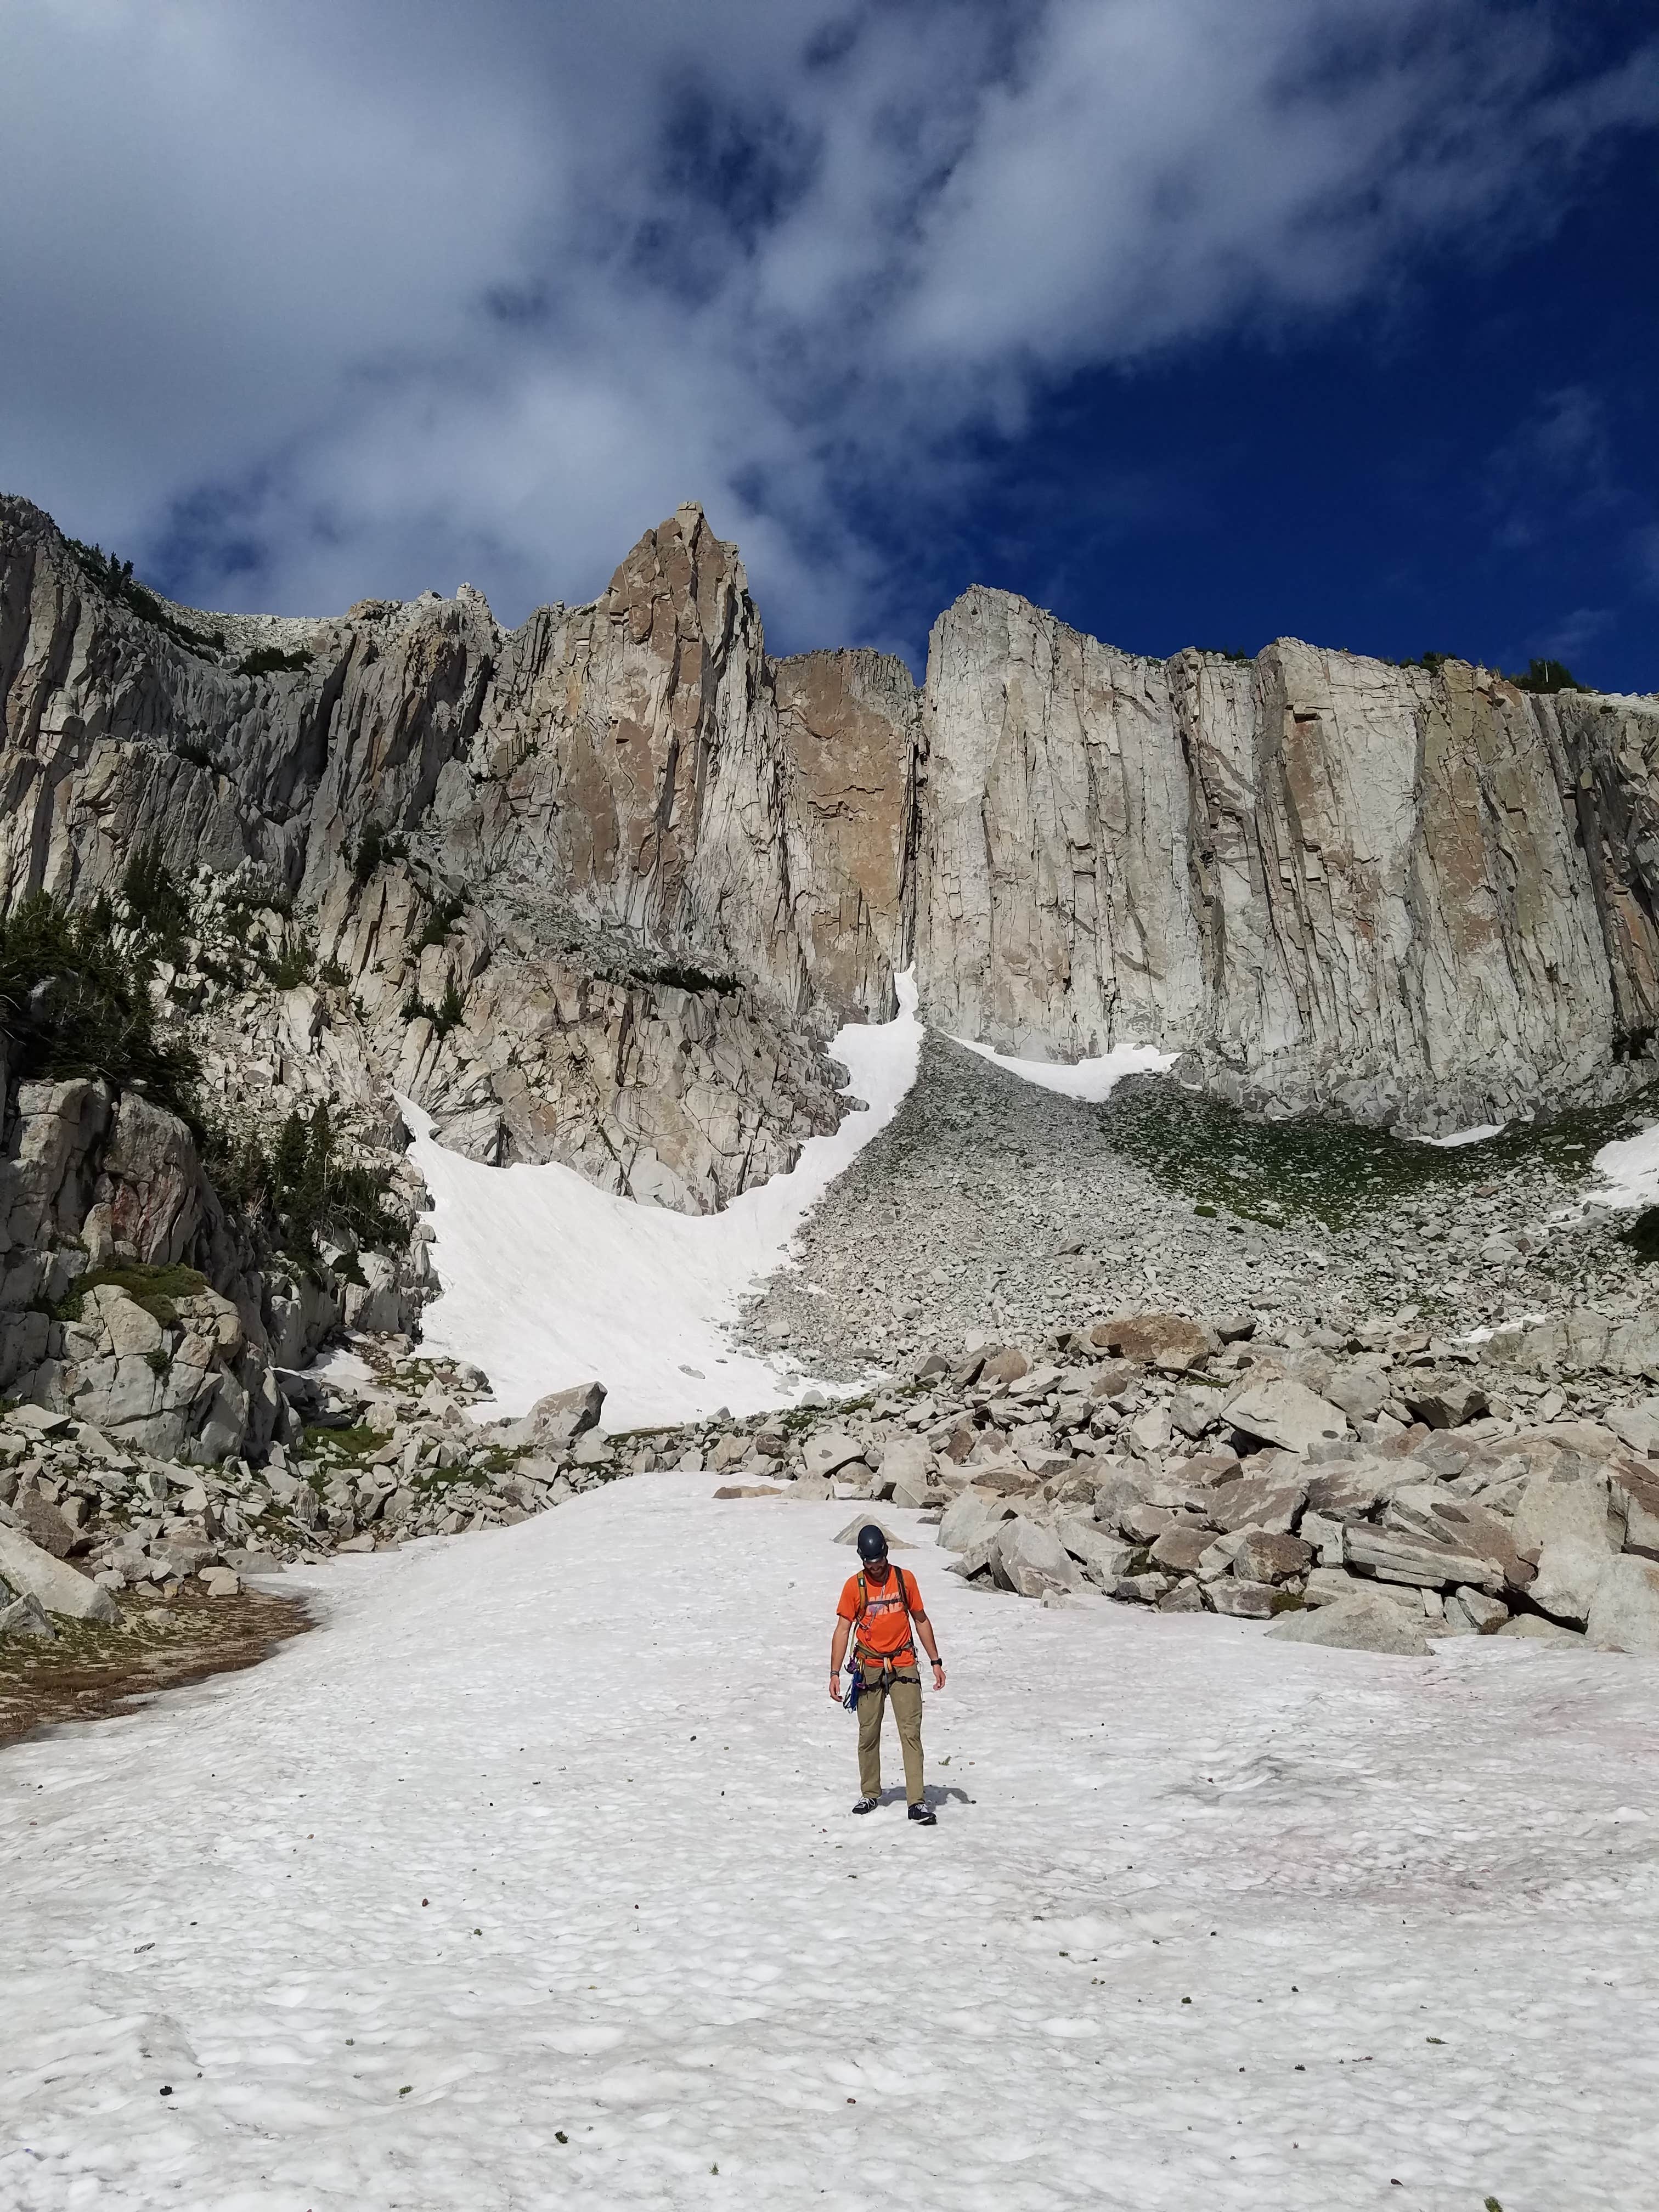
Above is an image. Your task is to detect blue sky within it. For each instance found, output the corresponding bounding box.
[3,1,1656,689]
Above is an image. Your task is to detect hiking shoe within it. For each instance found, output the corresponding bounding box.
[851,1797,879,1815]
[907,1803,938,1825]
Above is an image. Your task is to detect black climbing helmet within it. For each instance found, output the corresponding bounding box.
[856,1523,888,1562]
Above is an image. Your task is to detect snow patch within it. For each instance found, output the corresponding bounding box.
[952,1033,1176,1102]
[404,975,923,1426]
[1592,1121,1659,1208]
[1399,1121,1508,1148]
[3,1474,1655,2210]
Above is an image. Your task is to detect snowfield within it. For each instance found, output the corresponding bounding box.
[407,977,923,1427]
[4,1474,1658,2211]
[952,1033,1177,1103]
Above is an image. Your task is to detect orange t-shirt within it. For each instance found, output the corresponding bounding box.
[838,1566,923,1659]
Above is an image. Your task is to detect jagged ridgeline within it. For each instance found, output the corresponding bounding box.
[3,488,1659,1429]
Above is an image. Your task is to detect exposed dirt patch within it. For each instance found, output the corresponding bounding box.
[0,1585,314,1749]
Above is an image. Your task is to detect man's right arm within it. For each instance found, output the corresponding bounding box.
[829,1615,851,1701]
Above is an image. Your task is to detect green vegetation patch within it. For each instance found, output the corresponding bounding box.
[351,821,408,884]
[303,1423,386,1462]
[0,890,200,1120]
[649,962,740,996]
[66,539,224,658]
[1099,1075,1656,1230]
[57,1262,208,1327]
[402,974,466,1036]
[122,838,190,958]
[237,645,313,678]
[417,894,466,951]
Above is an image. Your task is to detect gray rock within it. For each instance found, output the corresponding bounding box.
[1513,1460,1619,1559]
[832,1514,913,1550]
[1234,1528,1312,1584]
[1052,1514,1133,1585]
[1302,1565,1361,1606]
[1157,1579,1205,1614]
[1402,1373,1490,1429]
[1323,1365,1389,1424]
[1609,1458,1659,1561]
[1383,1487,1534,1592]
[1149,1525,1212,1576]
[1442,1585,1508,1635]
[0,1591,55,1640]
[804,1431,871,1482]
[0,1524,119,1623]
[1343,1522,1503,1593]
[1113,1571,1172,1605]
[1224,1379,1350,1455]
[1528,1541,1611,1626]
[1266,1592,1431,1656]
[1497,1614,1587,1646]
[1169,1387,1220,1440]
[1607,1401,1659,1458]
[1209,1579,1276,1619]
[994,1515,1082,1598]
[1585,1555,1659,1652]
[10,1485,74,1560]
[938,1486,1015,1554]
[1206,1472,1307,1535]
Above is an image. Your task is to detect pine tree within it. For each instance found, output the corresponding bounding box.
[272,1109,308,1210]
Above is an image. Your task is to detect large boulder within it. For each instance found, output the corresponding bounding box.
[91,1092,205,1266]
[938,1486,1015,1554]
[1323,1364,1389,1424]
[1586,1556,1659,1652]
[1053,1513,1133,1585]
[0,1079,112,1255]
[10,1484,74,1559]
[1528,1542,1612,1627]
[1149,1525,1213,1576]
[1513,1459,1620,1560]
[1383,1487,1536,1592]
[501,1379,605,1452]
[264,1269,343,1369]
[1609,1458,1659,1561]
[1206,1471,1307,1535]
[1344,1522,1504,1594]
[803,1430,871,1483]
[1401,1372,1489,1429]
[1224,1379,1350,1456]
[0,1523,119,1624]
[49,1280,280,1465]
[1606,1401,1659,1458]
[1234,1528,1312,1584]
[878,1436,933,1505]
[994,1516,1082,1598]
[1267,1591,1431,1656]
[1090,1314,1210,1374]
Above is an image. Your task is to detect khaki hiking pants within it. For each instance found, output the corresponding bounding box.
[857,1661,924,1804]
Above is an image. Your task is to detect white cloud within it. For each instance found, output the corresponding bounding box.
[1,0,1654,648]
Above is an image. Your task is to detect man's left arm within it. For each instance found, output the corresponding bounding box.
[908,1577,945,1688]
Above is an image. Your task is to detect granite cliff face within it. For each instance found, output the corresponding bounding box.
[0,496,909,1212]
[4,488,1658,1221]
[915,588,1659,1131]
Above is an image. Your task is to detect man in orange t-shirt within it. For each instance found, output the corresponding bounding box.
[829,1523,946,1824]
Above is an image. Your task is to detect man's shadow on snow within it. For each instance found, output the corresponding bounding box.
[872,1782,972,1809]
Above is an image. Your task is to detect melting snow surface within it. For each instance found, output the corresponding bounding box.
[952,1034,1176,1102]
[405,976,923,1426]
[3,1475,1656,2210]
[1591,1121,1659,1207]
